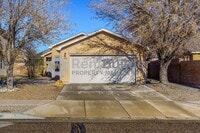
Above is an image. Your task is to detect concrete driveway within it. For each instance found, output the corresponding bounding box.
[24,84,200,120]
[56,84,169,101]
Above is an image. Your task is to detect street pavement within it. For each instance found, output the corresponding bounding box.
[23,84,200,120]
[1,84,200,132]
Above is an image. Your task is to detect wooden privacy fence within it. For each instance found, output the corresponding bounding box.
[148,60,200,86]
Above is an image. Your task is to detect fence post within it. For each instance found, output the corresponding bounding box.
[178,62,181,84]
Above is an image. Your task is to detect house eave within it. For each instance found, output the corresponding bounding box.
[49,33,87,49]
[41,51,52,57]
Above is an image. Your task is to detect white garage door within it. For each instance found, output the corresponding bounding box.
[70,55,136,83]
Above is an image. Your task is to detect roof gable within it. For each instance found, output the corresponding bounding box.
[56,29,127,51]
[41,29,143,57]
[41,33,86,57]
[49,33,86,49]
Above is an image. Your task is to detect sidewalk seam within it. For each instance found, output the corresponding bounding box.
[83,100,87,118]
[117,100,132,119]
[144,85,171,101]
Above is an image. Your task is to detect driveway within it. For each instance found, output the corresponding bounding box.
[56,84,169,101]
[24,84,200,120]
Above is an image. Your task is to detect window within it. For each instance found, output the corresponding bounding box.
[46,57,52,61]
[55,61,60,72]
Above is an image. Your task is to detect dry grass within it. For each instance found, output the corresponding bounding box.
[0,83,62,100]
[147,83,200,101]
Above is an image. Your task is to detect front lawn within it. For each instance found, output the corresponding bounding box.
[0,77,62,100]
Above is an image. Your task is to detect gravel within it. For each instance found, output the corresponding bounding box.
[0,84,62,100]
[147,83,200,101]
[0,77,62,100]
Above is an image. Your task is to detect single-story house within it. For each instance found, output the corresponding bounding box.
[181,37,200,61]
[41,29,145,84]
[0,53,28,77]
[0,33,27,77]
[191,52,200,60]
[177,51,200,62]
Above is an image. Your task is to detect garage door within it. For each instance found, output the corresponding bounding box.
[70,55,136,83]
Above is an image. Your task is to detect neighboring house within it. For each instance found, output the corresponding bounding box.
[42,29,145,84]
[188,52,200,61]
[184,51,200,61]
[0,56,6,76]
[13,52,28,76]
[0,30,7,76]
[0,35,27,77]
[178,52,200,62]
[181,37,200,61]
[0,53,28,77]
[0,30,27,77]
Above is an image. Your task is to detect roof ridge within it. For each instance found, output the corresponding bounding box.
[56,29,128,51]
[49,32,87,49]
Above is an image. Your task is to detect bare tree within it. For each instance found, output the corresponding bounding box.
[185,33,200,52]
[92,0,200,84]
[0,0,69,89]
[24,45,37,78]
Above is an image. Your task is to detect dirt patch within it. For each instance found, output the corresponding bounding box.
[147,83,200,101]
[0,77,62,100]
[0,84,62,100]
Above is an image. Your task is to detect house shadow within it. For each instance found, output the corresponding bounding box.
[78,35,147,84]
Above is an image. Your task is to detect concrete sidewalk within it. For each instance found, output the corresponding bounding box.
[24,84,200,120]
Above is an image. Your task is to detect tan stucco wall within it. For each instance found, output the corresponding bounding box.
[59,32,145,84]
[191,54,200,61]
[13,63,27,76]
[0,69,6,77]
[0,63,27,77]
[51,48,60,56]
[0,53,28,77]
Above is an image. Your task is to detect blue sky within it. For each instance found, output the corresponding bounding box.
[38,0,113,52]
